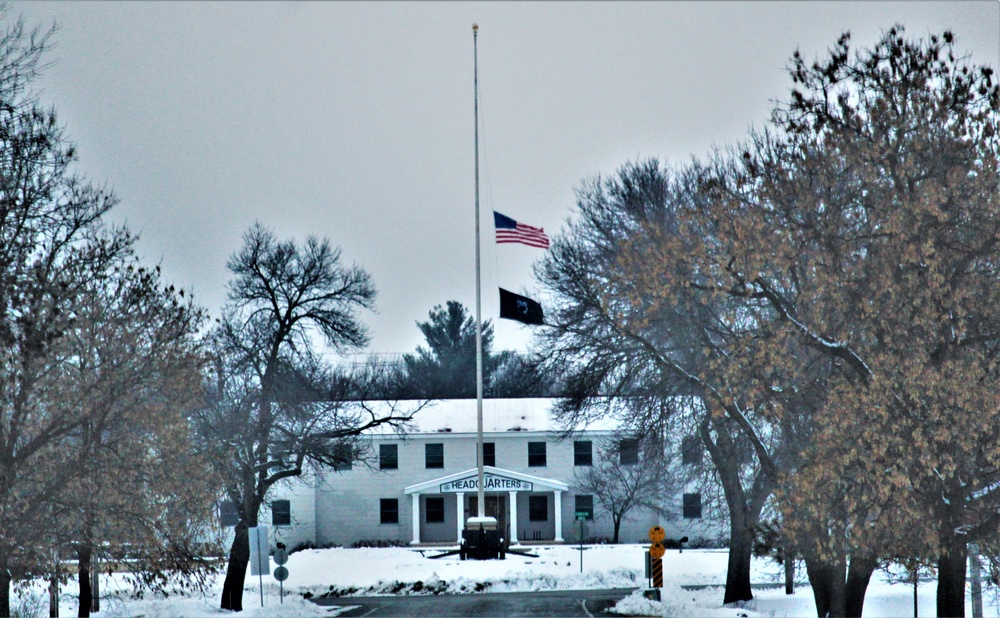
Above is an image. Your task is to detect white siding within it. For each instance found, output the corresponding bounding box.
[247,399,726,548]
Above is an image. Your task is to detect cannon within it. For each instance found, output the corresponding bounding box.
[460,517,505,560]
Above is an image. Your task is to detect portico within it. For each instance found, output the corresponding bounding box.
[404,466,569,545]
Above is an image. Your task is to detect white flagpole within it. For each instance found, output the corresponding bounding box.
[472,22,485,520]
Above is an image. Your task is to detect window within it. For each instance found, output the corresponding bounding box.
[619,439,640,466]
[271,499,291,526]
[332,442,353,471]
[529,495,548,522]
[574,494,594,520]
[269,441,294,470]
[480,442,495,467]
[528,442,546,467]
[380,498,399,524]
[682,436,703,466]
[425,443,444,469]
[426,497,445,523]
[379,444,398,470]
[220,500,238,527]
[574,440,593,466]
[683,493,702,519]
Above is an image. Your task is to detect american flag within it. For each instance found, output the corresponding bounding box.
[493,211,550,249]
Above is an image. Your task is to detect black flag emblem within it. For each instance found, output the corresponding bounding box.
[499,288,543,325]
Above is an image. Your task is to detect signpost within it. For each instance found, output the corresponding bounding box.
[273,545,289,604]
[648,526,665,594]
[575,512,588,573]
[248,526,270,608]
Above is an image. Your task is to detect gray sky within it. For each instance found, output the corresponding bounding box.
[13,1,1000,360]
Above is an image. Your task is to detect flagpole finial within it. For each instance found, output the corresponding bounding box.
[472,23,478,32]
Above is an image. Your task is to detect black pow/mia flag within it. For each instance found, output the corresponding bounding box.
[498,288,544,325]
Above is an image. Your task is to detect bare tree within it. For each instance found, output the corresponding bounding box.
[196,223,419,612]
[534,159,792,604]
[688,28,1000,617]
[0,9,155,615]
[50,261,219,617]
[573,434,676,543]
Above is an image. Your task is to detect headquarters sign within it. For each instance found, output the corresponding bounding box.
[440,473,533,493]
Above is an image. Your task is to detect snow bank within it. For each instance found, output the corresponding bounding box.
[17,544,1000,617]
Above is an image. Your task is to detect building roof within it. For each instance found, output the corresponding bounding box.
[403,465,570,494]
[364,398,617,436]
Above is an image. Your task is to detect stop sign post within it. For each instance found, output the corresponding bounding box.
[648,526,665,589]
[273,545,289,603]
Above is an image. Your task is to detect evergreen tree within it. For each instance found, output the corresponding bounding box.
[402,301,496,398]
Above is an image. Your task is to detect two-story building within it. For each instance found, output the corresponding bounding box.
[241,398,723,550]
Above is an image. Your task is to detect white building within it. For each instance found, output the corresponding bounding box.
[249,398,723,550]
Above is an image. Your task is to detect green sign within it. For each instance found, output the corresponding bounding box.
[575,511,589,520]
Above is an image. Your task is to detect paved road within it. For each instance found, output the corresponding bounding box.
[311,587,638,617]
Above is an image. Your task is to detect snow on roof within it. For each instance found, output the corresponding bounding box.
[365,398,618,436]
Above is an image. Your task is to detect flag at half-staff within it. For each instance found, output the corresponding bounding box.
[494,211,550,249]
[499,288,544,325]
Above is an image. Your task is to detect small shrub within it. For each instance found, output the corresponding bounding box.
[687,535,726,549]
[752,519,782,559]
[9,590,46,618]
[290,541,341,554]
[351,539,407,548]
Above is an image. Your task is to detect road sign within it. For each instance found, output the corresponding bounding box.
[651,557,664,588]
[649,542,665,560]
[575,511,589,521]
[248,526,269,608]
[273,560,289,605]
[248,526,270,576]
[648,526,665,543]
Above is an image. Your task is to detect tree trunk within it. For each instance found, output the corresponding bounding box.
[805,553,847,617]
[937,535,968,618]
[0,554,11,618]
[723,520,754,604]
[805,557,832,618]
[969,543,983,618]
[220,522,250,611]
[90,556,99,614]
[611,516,621,544]
[77,545,92,618]
[784,557,795,595]
[844,554,876,617]
[49,575,59,617]
[699,413,773,606]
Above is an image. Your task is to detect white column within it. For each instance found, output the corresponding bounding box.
[456,493,465,542]
[410,494,421,545]
[509,492,519,547]
[553,491,564,542]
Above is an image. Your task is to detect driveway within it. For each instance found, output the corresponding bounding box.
[311,587,638,617]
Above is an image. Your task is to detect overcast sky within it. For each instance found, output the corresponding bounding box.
[12,1,1000,361]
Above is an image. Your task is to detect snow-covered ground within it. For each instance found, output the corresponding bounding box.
[18,544,1000,617]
